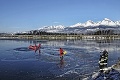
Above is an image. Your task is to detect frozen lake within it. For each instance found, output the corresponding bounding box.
[0,39,120,80]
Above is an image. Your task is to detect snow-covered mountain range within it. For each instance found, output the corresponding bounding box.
[37,18,120,34]
[70,18,120,27]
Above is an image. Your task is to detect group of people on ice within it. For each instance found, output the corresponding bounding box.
[29,44,67,60]
[29,43,110,71]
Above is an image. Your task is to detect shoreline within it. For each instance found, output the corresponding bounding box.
[0,34,120,40]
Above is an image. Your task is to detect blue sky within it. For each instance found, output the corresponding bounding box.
[0,0,120,33]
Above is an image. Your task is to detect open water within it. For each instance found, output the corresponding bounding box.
[0,39,120,80]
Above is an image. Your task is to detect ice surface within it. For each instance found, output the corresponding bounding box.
[0,40,120,80]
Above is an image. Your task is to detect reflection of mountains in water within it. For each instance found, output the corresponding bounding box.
[41,39,120,52]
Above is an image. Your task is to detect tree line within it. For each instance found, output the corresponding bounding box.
[15,30,118,35]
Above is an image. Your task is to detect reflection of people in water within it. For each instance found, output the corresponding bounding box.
[59,59,65,68]
[34,45,41,53]
[99,49,108,72]
[35,48,41,54]
[35,45,41,55]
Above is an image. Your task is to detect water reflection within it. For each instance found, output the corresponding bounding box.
[57,59,65,68]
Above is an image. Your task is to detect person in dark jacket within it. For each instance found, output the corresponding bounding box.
[99,49,108,72]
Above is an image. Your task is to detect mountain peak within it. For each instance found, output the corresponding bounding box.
[86,20,94,22]
[104,18,111,21]
[101,18,116,26]
[84,20,95,27]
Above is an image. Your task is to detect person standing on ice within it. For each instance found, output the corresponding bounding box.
[59,48,64,60]
[99,49,108,72]
[102,49,108,66]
